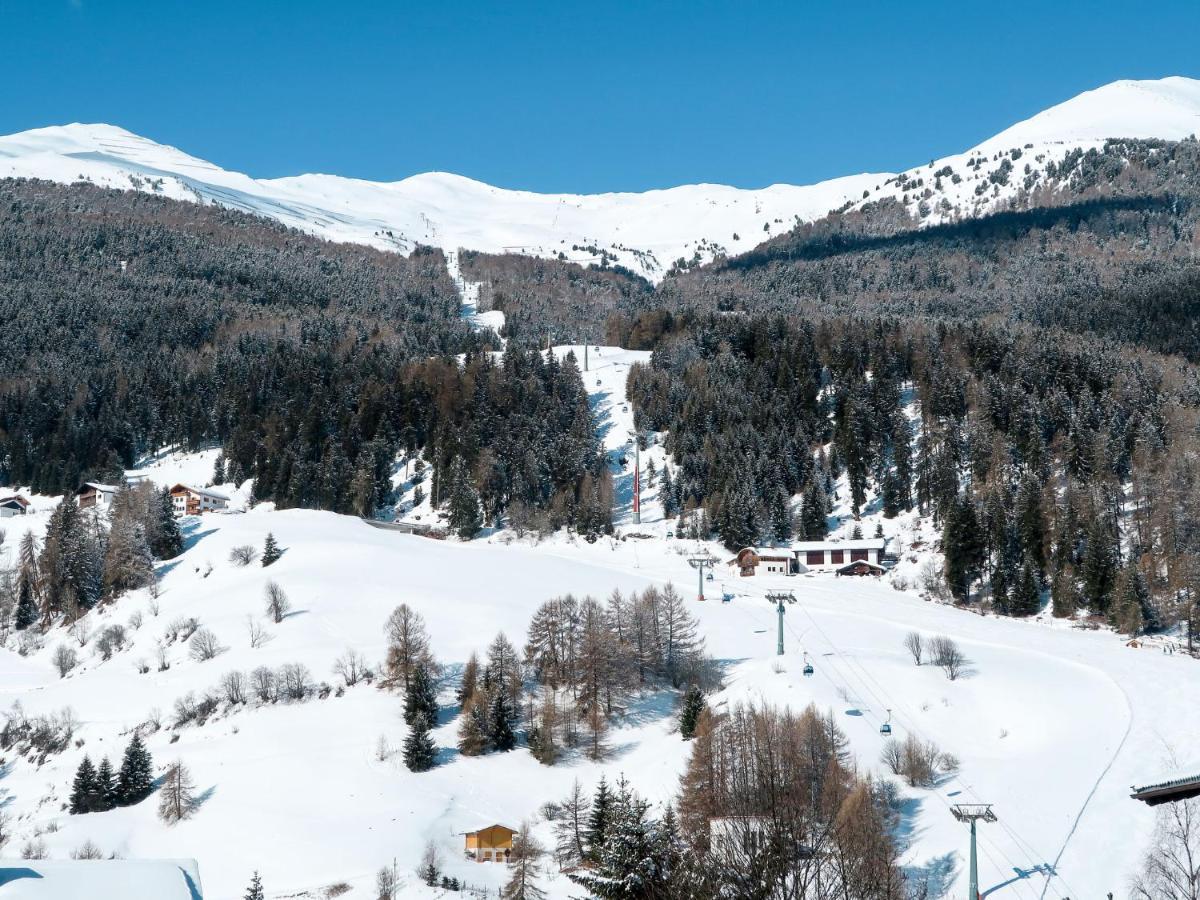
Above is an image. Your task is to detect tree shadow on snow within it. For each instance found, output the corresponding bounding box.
[191,784,217,812]
[905,852,956,900]
[180,525,218,552]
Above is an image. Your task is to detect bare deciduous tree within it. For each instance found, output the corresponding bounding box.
[188,627,225,662]
[903,631,925,666]
[384,603,430,691]
[333,648,368,686]
[264,580,290,624]
[220,670,247,705]
[250,666,276,702]
[229,545,257,567]
[158,759,197,824]
[929,635,967,680]
[246,615,268,648]
[503,821,546,900]
[277,662,310,700]
[1132,795,1200,900]
[52,644,77,678]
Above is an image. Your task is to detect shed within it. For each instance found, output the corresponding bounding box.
[0,495,29,518]
[835,560,887,577]
[464,824,516,862]
[729,547,794,577]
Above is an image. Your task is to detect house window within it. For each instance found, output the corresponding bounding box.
[850,549,868,562]
[830,550,844,564]
[806,551,824,566]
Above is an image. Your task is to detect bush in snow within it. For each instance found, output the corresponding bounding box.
[52,644,78,677]
[229,545,258,567]
[188,627,225,662]
[880,734,958,788]
[929,635,967,680]
[903,631,925,665]
[264,580,290,624]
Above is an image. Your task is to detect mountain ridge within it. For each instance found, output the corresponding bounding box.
[2,77,1199,281]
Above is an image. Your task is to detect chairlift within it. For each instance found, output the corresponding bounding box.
[706,571,714,582]
[880,710,893,736]
[802,652,814,678]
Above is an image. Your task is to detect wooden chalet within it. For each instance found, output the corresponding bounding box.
[0,494,30,518]
[168,484,229,517]
[835,559,887,577]
[793,539,887,572]
[729,547,794,577]
[76,482,117,510]
[463,823,516,863]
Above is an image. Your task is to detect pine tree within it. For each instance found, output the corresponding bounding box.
[502,822,546,900]
[943,495,985,603]
[94,756,117,812]
[570,779,665,900]
[1051,564,1080,618]
[1112,562,1151,636]
[213,454,227,486]
[1081,516,1118,614]
[261,532,281,567]
[490,690,516,752]
[881,469,903,519]
[585,776,611,861]
[243,872,264,900]
[116,734,154,806]
[1011,562,1041,617]
[69,756,96,815]
[151,487,184,559]
[801,479,828,540]
[447,457,482,540]
[14,531,38,630]
[404,663,439,728]
[457,652,479,706]
[403,712,437,772]
[678,685,705,740]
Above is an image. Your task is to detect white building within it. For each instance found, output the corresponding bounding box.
[0,495,29,518]
[169,484,229,517]
[76,482,117,510]
[793,538,887,572]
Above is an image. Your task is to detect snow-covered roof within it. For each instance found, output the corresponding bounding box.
[0,494,29,506]
[792,539,887,552]
[171,484,229,501]
[80,481,118,493]
[0,859,203,899]
[741,547,794,559]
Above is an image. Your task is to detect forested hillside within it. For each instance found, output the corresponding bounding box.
[0,180,609,533]
[628,313,1200,634]
[661,138,1200,361]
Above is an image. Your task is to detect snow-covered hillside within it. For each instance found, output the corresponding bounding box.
[0,353,1196,900]
[2,77,1198,281]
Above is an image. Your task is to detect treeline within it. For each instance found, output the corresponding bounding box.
[627,313,1200,634]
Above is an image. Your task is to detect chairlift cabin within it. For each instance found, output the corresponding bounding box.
[802,652,814,677]
[880,710,892,736]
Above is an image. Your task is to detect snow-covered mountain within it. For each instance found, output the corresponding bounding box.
[1,77,1198,281]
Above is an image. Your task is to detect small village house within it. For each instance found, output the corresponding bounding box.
[76,482,118,510]
[463,824,516,863]
[0,494,30,518]
[729,547,794,577]
[834,559,887,577]
[169,485,229,517]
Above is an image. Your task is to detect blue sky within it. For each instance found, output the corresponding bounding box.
[4,0,1200,192]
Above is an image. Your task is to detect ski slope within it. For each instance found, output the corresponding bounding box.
[2,77,1198,281]
[0,349,1195,899]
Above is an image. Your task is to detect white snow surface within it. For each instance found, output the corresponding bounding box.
[2,77,1198,281]
[0,858,203,899]
[0,353,1195,899]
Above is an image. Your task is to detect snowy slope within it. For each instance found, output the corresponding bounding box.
[2,77,1198,281]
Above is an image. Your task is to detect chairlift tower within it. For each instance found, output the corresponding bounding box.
[950,804,996,900]
[765,591,795,656]
[688,556,714,602]
[627,429,642,525]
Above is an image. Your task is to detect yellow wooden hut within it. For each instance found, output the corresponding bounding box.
[463,824,516,863]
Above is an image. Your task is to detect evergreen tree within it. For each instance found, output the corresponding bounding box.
[943,495,985,603]
[447,457,483,540]
[585,776,611,861]
[261,532,281,567]
[490,690,516,752]
[404,663,440,728]
[94,756,117,812]
[403,712,437,772]
[116,734,154,806]
[800,479,828,540]
[678,685,705,740]
[1112,562,1151,636]
[69,756,97,815]
[1051,564,1080,618]
[881,469,903,519]
[14,531,38,630]
[1011,562,1041,617]
[151,487,184,560]
[1081,517,1118,614]
[571,779,666,900]
[243,872,264,900]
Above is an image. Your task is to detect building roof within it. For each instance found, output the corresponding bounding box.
[170,484,230,501]
[465,823,517,835]
[733,547,794,560]
[1131,771,1200,805]
[836,560,888,574]
[0,495,29,507]
[79,482,118,493]
[792,538,888,553]
[0,859,202,899]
